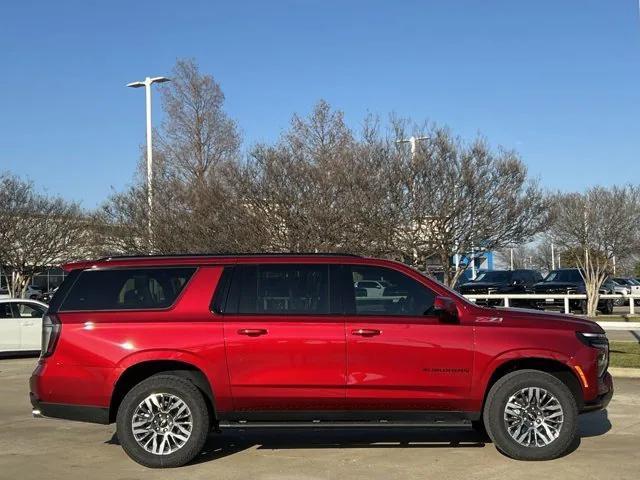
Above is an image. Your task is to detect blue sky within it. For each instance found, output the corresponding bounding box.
[1,0,639,208]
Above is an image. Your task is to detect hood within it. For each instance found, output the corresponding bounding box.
[472,305,603,333]
[460,281,507,291]
[534,281,583,291]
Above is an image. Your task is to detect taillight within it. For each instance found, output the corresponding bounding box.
[41,314,61,358]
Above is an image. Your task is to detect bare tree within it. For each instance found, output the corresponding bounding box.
[386,121,550,286]
[235,101,395,254]
[158,59,241,184]
[496,237,557,273]
[0,173,88,296]
[98,59,245,254]
[551,186,640,316]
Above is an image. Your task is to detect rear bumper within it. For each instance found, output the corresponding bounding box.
[30,393,109,424]
[30,365,110,424]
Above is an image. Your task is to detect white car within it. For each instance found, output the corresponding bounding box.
[613,278,640,295]
[22,285,44,300]
[0,299,47,354]
[353,280,392,297]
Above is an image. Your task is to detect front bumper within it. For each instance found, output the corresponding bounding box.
[581,371,613,413]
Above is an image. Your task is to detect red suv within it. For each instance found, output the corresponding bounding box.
[30,254,613,467]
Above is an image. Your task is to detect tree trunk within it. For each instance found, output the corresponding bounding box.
[585,282,599,317]
[9,271,30,298]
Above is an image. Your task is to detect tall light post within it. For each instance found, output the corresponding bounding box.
[396,135,429,158]
[126,76,171,244]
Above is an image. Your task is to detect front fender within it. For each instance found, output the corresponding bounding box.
[471,347,573,410]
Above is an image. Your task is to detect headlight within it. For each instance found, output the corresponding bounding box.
[576,332,609,377]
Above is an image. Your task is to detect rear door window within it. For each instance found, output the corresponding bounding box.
[60,268,196,311]
[227,264,329,315]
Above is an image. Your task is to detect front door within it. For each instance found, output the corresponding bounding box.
[0,303,21,352]
[12,302,45,350]
[223,263,346,413]
[344,265,474,412]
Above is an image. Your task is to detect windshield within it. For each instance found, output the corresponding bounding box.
[544,270,583,283]
[473,271,512,283]
[612,278,629,285]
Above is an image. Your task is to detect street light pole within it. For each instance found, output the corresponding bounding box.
[126,76,171,246]
[396,135,429,158]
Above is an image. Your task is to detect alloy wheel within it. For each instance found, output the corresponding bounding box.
[131,393,193,455]
[503,387,564,447]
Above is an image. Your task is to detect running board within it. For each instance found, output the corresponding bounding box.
[218,419,473,429]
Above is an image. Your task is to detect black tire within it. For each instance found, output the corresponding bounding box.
[578,300,588,315]
[599,300,614,315]
[483,369,578,461]
[116,374,210,468]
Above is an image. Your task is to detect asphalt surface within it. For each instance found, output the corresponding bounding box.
[1,358,639,480]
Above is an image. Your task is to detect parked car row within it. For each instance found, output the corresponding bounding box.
[457,268,639,313]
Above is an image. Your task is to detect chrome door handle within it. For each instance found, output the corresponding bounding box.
[351,328,381,337]
[237,328,268,337]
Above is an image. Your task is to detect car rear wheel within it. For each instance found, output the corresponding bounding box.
[483,369,577,460]
[116,374,209,468]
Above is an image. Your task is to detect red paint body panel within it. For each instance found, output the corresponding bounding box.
[346,317,474,411]
[223,316,346,410]
[32,255,611,423]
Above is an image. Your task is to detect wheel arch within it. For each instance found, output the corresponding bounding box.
[109,359,216,425]
[479,354,584,415]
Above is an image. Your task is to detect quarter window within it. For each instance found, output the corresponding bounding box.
[60,268,196,311]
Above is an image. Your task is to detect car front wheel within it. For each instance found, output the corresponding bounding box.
[483,369,578,460]
[116,374,210,468]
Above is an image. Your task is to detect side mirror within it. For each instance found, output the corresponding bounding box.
[433,296,459,322]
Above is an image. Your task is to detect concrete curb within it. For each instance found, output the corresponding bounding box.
[597,321,640,331]
[609,367,640,378]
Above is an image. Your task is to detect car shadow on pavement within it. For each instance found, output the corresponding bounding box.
[106,411,611,465]
[578,409,611,438]
[191,427,488,465]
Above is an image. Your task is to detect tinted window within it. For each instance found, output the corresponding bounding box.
[61,268,196,311]
[14,302,46,318]
[0,303,13,318]
[545,270,583,283]
[348,266,435,316]
[230,264,329,315]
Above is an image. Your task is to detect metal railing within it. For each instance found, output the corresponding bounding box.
[463,293,640,315]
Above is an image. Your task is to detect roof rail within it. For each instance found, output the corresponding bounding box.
[97,252,362,262]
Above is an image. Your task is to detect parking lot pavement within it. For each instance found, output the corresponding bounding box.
[1,358,639,480]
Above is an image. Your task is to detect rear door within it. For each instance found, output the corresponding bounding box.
[344,264,474,412]
[222,263,346,413]
[0,303,21,351]
[12,302,46,350]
